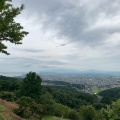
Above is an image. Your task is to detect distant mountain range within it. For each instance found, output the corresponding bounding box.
[1,70,120,77]
[39,69,120,74]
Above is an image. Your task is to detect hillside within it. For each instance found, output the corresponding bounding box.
[0,73,120,120]
[0,99,22,120]
[0,99,69,120]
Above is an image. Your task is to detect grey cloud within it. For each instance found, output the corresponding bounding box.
[7,0,120,72]
[22,59,67,70]
[18,0,120,47]
[1,56,66,67]
[60,44,66,46]
[14,48,44,53]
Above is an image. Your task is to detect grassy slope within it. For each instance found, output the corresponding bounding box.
[43,116,69,120]
[0,115,4,120]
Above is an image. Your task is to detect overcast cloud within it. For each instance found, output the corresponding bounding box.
[1,0,120,73]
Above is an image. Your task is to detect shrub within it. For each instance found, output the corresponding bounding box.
[0,91,16,101]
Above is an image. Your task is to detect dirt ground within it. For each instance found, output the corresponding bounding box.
[0,99,22,120]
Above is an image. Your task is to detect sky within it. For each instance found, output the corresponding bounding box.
[1,0,120,73]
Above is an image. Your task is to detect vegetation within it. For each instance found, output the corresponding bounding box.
[0,0,28,55]
[0,115,4,120]
[0,105,3,112]
[99,87,120,99]
[0,98,22,120]
[80,105,97,120]
[0,72,120,120]
[15,96,42,119]
[0,0,120,119]
[92,86,101,94]
[42,116,69,120]
[19,72,42,102]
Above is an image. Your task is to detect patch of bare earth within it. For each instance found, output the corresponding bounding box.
[0,99,23,120]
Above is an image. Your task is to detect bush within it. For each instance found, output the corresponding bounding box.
[40,92,55,115]
[15,96,42,118]
[68,110,80,120]
[0,91,16,101]
[80,105,97,120]
[99,99,120,120]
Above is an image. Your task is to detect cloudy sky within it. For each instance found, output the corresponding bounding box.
[1,0,120,73]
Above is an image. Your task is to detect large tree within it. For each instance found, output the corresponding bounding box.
[0,0,28,55]
[20,72,42,102]
[80,105,97,120]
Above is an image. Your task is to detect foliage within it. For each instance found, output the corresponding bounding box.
[99,106,115,120]
[0,75,18,81]
[99,87,120,100]
[72,83,85,90]
[112,99,120,119]
[80,105,97,120]
[0,91,16,101]
[0,0,28,55]
[16,96,42,118]
[42,116,69,120]
[53,103,72,118]
[67,110,80,120]
[1,74,120,120]
[100,96,112,105]
[53,103,80,120]
[0,79,21,91]
[0,80,11,91]
[20,72,42,102]
[44,80,85,90]
[51,87,97,109]
[93,103,105,110]
[99,99,120,120]
[40,92,55,115]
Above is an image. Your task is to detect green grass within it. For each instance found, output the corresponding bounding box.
[92,86,101,94]
[0,105,4,120]
[42,116,69,120]
[0,105,3,112]
[0,115,4,120]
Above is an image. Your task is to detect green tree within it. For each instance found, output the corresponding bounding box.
[40,92,55,115]
[53,103,72,118]
[100,97,112,105]
[80,105,97,120]
[68,110,80,120]
[99,99,120,120]
[99,106,115,120]
[16,96,42,119]
[20,72,42,102]
[0,0,28,55]
[112,99,120,119]
[0,91,16,101]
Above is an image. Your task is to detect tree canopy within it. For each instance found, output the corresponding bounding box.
[20,72,42,102]
[0,0,28,55]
